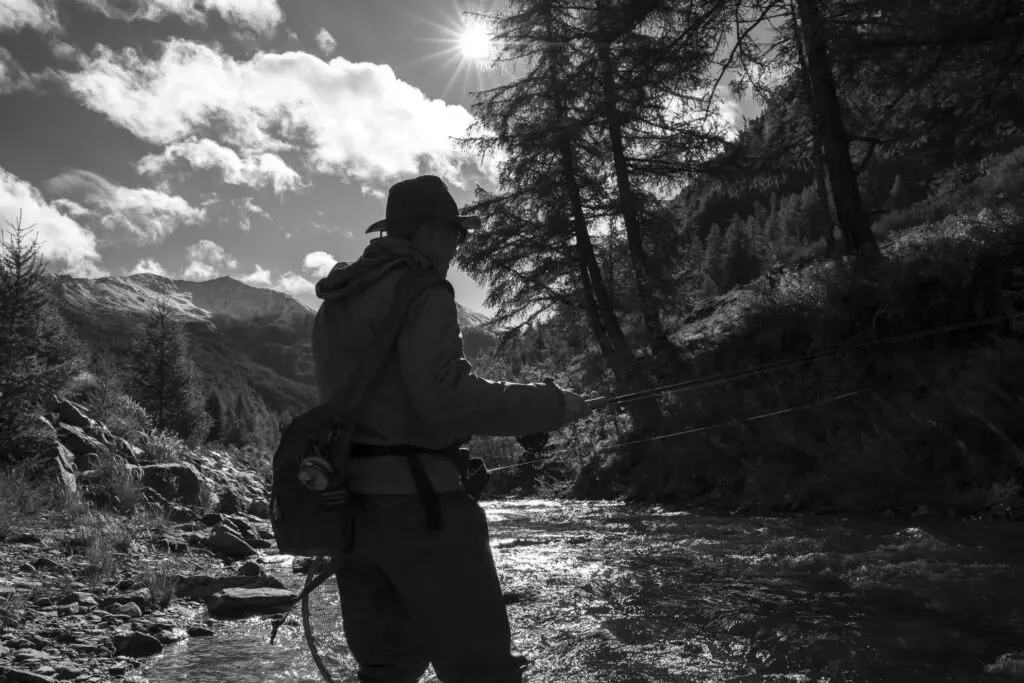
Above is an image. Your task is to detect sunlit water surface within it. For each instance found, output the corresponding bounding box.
[140,500,1024,682]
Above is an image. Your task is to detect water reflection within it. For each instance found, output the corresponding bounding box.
[139,501,1024,683]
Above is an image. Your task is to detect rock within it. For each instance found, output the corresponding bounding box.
[291,557,313,574]
[108,662,129,676]
[217,489,242,514]
[6,532,42,544]
[247,499,270,519]
[140,463,202,507]
[236,561,262,577]
[99,588,152,610]
[60,592,98,608]
[74,452,101,472]
[42,441,77,497]
[111,632,163,657]
[0,666,58,683]
[207,587,296,618]
[56,423,104,458]
[175,574,285,600]
[168,505,198,523]
[187,625,214,637]
[108,602,143,618]
[205,524,256,559]
[201,513,223,527]
[114,437,143,464]
[30,557,63,571]
[56,603,80,617]
[247,538,272,549]
[56,399,94,430]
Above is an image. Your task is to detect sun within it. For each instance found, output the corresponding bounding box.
[458,21,492,61]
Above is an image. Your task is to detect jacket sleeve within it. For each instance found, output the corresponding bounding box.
[397,284,568,437]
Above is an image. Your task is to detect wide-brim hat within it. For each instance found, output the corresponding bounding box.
[365,175,481,237]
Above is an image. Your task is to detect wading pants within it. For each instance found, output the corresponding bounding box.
[335,491,527,683]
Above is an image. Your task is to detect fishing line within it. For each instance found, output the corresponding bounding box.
[609,310,1024,407]
[488,388,871,473]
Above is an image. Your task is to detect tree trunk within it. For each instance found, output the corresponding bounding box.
[789,0,837,253]
[793,0,880,262]
[597,40,683,377]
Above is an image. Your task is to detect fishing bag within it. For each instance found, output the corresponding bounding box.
[268,266,446,556]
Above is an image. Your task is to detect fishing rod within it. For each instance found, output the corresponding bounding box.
[607,310,1024,407]
[495,388,871,473]
[500,310,1024,472]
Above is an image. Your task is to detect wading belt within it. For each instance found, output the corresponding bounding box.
[349,443,470,530]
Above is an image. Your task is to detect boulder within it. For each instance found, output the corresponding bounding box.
[113,436,143,464]
[98,588,152,610]
[207,587,296,618]
[45,441,78,497]
[216,489,242,514]
[111,632,163,657]
[247,498,270,519]
[56,423,105,457]
[140,463,202,507]
[0,666,58,683]
[175,574,285,600]
[55,399,94,430]
[74,452,101,472]
[205,524,256,559]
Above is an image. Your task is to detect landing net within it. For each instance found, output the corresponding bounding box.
[301,555,351,681]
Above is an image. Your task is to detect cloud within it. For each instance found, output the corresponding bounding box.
[240,263,272,286]
[182,238,237,280]
[0,47,36,94]
[315,28,336,56]
[0,0,60,33]
[67,0,283,34]
[275,271,314,297]
[129,258,168,276]
[61,39,489,190]
[137,137,301,194]
[46,169,204,244]
[302,250,336,277]
[0,166,105,277]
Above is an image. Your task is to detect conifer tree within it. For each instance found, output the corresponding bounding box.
[205,390,226,443]
[128,296,210,444]
[0,212,86,459]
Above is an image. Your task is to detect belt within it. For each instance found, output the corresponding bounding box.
[349,443,470,530]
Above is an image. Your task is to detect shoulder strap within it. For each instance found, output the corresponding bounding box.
[328,265,443,425]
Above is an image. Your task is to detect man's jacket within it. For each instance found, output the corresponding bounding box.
[311,237,567,494]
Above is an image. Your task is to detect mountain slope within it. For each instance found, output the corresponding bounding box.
[51,274,494,421]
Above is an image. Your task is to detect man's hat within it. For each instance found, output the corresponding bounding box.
[365,175,481,237]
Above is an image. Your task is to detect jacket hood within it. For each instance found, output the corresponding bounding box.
[314,237,434,303]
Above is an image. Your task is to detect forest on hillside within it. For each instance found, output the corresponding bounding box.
[2,0,1023,515]
[454,0,1024,513]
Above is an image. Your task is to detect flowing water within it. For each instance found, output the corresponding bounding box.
[140,500,1024,682]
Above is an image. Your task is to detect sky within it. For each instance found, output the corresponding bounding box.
[0,0,763,314]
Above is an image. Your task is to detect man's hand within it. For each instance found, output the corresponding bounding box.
[563,392,611,421]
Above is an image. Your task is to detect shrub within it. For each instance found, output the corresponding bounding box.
[138,427,188,463]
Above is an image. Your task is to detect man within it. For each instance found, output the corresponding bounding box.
[311,174,594,683]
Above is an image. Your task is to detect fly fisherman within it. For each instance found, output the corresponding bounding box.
[310,174,594,683]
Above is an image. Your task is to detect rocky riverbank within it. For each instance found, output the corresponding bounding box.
[0,399,299,683]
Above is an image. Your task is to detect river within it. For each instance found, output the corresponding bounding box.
[139,499,1024,682]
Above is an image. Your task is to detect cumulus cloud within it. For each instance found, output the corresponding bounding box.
[275,271,314,297]
[182,238,237,280]
[68,0,282,34]
[129,258,168,276]
[239,263,272,286]
[302,250,336,277]
[315,28,336,56]
[0,0,60,33]
[0,166,105,277]
[61,39,488,190]
[136,138,301,194]
[46,169,204,244]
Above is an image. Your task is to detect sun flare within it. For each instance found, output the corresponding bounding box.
[459,21,492,61]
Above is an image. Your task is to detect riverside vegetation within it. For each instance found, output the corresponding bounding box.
[2,0,1024,679]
